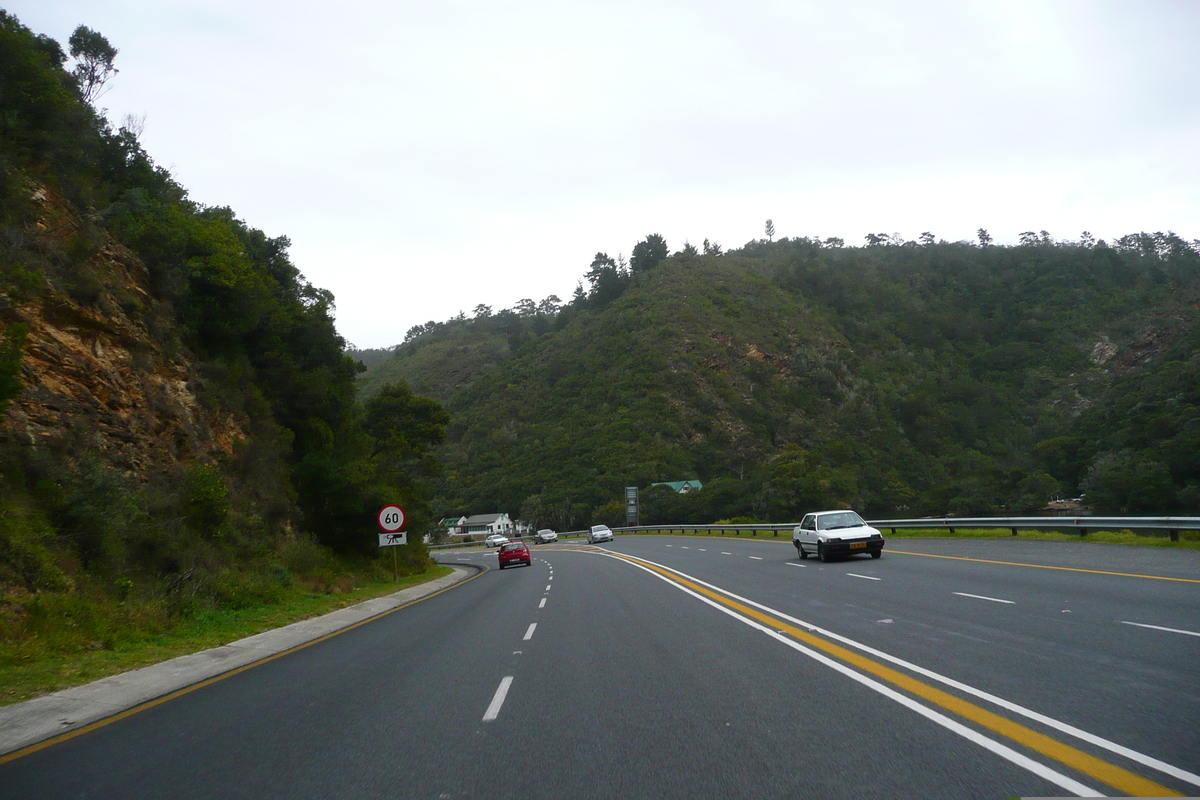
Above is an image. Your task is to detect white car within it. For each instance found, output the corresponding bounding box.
[534,529,558,544]
[792,510,884,562]
[484,533,509,548]
[587,524,614,544]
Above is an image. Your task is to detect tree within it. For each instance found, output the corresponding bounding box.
[679,240,698,257]
[977,228,993,247]
[764,219,775,241]
[919,232,936,246]
[865,233,889,247]
[702,238,723,256]
[472,304,492,319]
[538,295,562,316]
[513,298,536,317]
[363,381,450,461]
[630,234,668,273]
[68,25,118,103]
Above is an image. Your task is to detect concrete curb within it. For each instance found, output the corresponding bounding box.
[0,564,481,757]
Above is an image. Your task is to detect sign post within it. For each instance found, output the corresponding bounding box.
[625,486,639,527]
[377,505,407,582]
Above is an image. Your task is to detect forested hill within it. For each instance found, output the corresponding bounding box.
[362,232,1200,528]
[0,11,447,603]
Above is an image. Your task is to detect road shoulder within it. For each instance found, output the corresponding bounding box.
[0,565,480,758]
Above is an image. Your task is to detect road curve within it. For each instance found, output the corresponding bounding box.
[0,536,1195,798]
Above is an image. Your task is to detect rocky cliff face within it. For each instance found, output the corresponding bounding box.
[0,186,247,478]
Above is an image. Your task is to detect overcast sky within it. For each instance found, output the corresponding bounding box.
[12,1,1200,348]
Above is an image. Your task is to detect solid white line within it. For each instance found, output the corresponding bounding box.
[749,556,763,560]
[538,598,546,609]
[847,573,880,581]
[592,551,1200,791]
[954,591,1014,605]
[787,563,807,568]
[482,676,514,721]
[607,556,1101,797]
[1121,620,1200,638]
[523,623,537,641]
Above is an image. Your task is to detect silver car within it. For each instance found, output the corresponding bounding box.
[792,510,884,561]
[534,529,558,544]
[587,524,614,544]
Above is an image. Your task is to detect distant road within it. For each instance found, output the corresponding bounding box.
[2,537,1197,798]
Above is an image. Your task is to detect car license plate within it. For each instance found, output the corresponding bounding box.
[850,542,866,549]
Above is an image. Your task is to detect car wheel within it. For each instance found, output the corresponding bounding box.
[798,544,809,560]
[817,543,828,562]
[871,550,882,559]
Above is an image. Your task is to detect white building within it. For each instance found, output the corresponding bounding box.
[460,513,513,536]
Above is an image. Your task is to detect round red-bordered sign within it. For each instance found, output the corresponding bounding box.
[377,505,406,532]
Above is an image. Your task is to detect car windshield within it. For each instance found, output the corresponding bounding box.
[591,525,608,532]
[818,512,866,530]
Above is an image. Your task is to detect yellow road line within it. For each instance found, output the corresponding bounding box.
[614,553,1180,797]
[0,566,487,766]
[887,549,1200,584]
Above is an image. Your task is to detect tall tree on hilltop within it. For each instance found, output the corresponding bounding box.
[765,219,775,241]
[68,25,118,102]
[630,234,668,273]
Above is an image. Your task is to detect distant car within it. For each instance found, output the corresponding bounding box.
[792,510,884,562]
[587,524,614,544]
[534,529,558,544]
[498,541,531,569]
[484,534,509,548]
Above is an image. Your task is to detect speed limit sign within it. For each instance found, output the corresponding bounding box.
[377,505,406,532]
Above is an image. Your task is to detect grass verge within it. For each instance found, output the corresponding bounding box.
[0,564,452,706]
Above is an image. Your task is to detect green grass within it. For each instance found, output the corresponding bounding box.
[0,565,452,706]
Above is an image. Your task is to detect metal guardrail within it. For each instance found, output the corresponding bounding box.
[428,516,1200,548]
[867,516,1200,542]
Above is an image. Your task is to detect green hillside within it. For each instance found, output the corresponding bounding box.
[364,232,1200,527]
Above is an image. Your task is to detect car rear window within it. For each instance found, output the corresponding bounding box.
[501,543,524,551]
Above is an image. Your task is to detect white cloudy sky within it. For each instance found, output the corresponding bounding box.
[12,1,1200,347]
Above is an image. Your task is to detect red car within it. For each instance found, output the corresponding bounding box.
[497,541,531,569]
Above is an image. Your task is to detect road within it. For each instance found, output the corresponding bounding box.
[1,536,1197,798]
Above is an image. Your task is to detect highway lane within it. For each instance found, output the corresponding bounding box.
[587,535,1200,790]
[0,537,1194,797]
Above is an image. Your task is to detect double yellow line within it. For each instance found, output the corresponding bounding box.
[610,552,1182,798]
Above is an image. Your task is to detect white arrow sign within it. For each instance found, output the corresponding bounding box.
[379,532,408,547]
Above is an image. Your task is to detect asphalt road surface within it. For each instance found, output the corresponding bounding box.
[2,536,1197,799]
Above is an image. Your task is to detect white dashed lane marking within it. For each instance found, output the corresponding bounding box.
[1120,621,1200,638]
[538,598,546,609]
[847,573,880,581]
[523,623,537,641]
[749,556,763,560]
[954,591,1014,604]
[482,677,514,722]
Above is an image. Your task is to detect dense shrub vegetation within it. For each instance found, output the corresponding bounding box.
[0,11,447,693]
